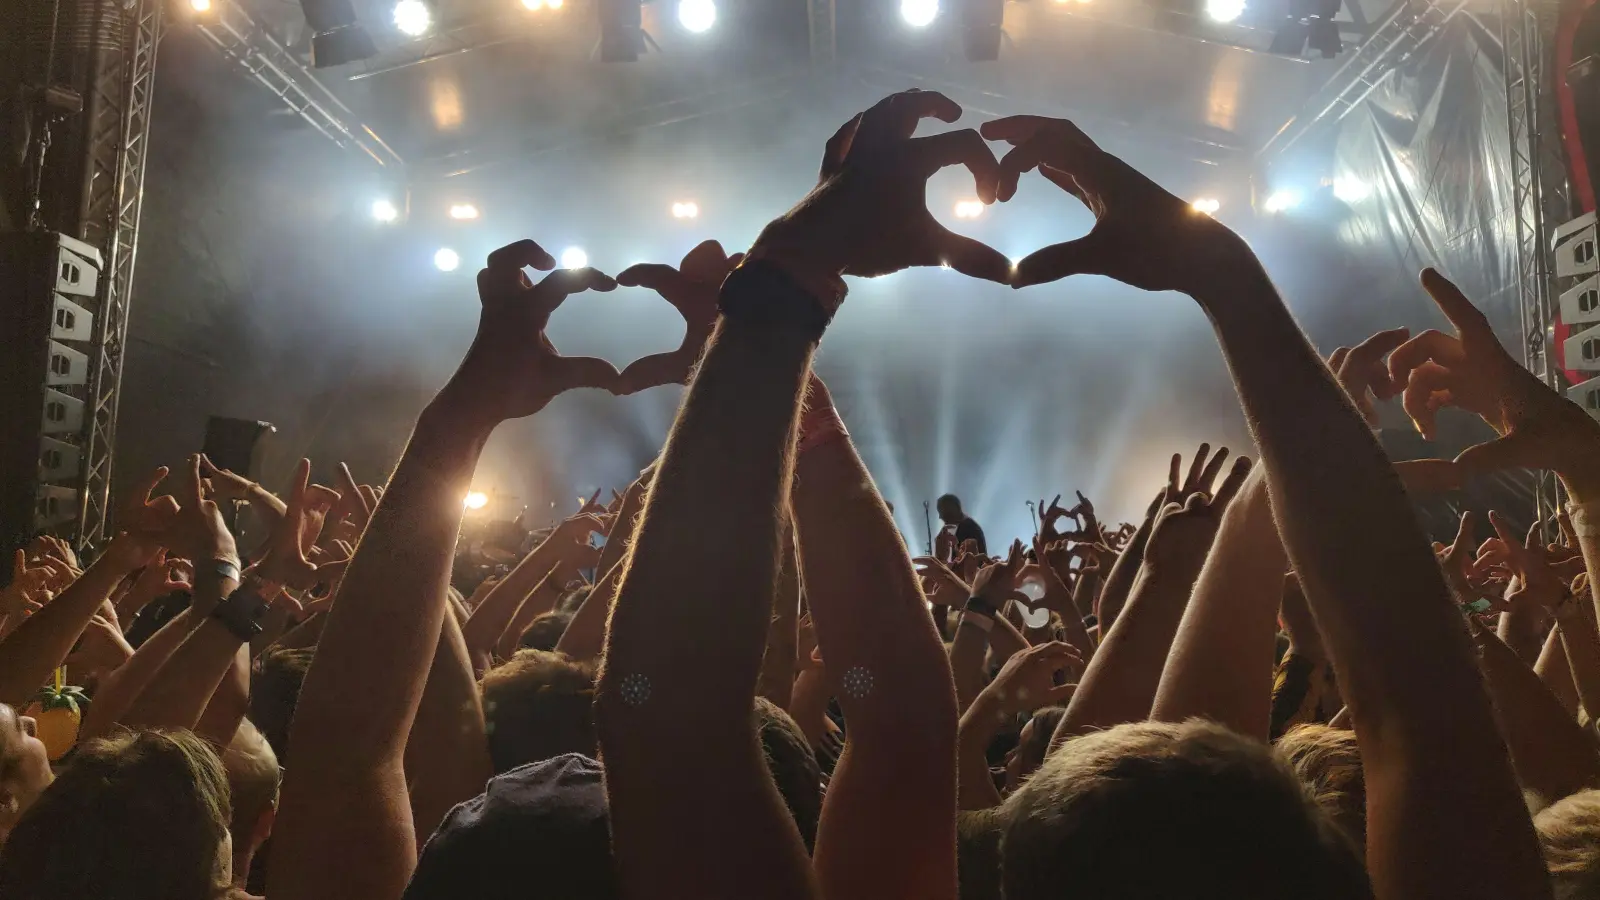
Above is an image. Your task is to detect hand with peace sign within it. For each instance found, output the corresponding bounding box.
[749,89,1010,292]
[435,239,622,431]
[612,240,743,395]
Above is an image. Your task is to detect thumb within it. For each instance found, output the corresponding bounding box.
[1012,235,1103,289]
[1454,432,1546,477]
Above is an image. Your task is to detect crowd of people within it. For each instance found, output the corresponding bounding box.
[1,89,1599,900]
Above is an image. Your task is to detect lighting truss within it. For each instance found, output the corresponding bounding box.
[194,0,404,171]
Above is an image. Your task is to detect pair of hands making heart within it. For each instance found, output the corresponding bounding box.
[438,89,1258,430]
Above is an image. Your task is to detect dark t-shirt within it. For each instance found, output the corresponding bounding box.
[954,517,987,555]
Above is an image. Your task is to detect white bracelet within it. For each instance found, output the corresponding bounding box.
[1570,501,1600,539]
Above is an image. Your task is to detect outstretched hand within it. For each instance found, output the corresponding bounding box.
[1388,269,1600,492]
[1145,452,1252,569]
[982,115,1253,297]
[613,240,743,395]
[437,239,622,429]
[750,89,1010,287]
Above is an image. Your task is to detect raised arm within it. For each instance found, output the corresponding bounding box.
[556,468,650,662]
[990,114,1547,900]
[268,239,618,900]
[403,608,491,848]
[597,89,1006,900]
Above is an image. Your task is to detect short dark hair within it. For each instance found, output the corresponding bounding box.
[938,494,962,509]
[251,646,315,765]
[481,650,597,774]
[753,697,822,852]
[519,610,575,652]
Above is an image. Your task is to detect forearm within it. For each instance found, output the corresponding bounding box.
[463,562,554,667]
[1536,626,1580,718]
[1557,604,1600,718]
[1497,603,1547,665]
[495,576,561,662]
[0,554,131,705]
[1152,474,1285,740]
[405,610,491,848]
[195,645,250,744]
[1094,521,1148,629]
[788,666,833,746]
[956,696,1005,811]
[79,609,200,741]
[1472,623,1600,803]
[556,559,621,662]
[123,615,247,734]
[757,525,800,709]
[949,617,991,714]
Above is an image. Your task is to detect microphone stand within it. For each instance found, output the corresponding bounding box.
[923,501,934,557]
[1027,500,1039,539]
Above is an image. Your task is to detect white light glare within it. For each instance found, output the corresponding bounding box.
[434,248,460,271]
[561,247,588,269]
[953,199,985,219]
[1205,0,1245,23]
[1263,189,1302,213]
[394,0,432,36]
[901,0,938,27]
[679,0,717,32]
[463,491,488,510]
[671,201,700,219]
[370,199,399,223]
[448,203,480,220]
[1332,176,1371,203]
[522,0,563,10]
[190,0,212,12]
[1191,197,1221,215]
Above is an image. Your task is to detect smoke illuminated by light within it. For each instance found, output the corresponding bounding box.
[678,0,716,32]
[1263,189,1302,213]
[190,0,212,12]
[1191,197,1221,215]
[434,248,460,271]
[561,247,589,269]
[901,0,938,26]
[449,203,481,220]
[370,199,399,223]
[463,491,488,510]
[394,0,432,35]
[1332,176,1371,203]
[953,199,985,219]
[1205,0,1245,22]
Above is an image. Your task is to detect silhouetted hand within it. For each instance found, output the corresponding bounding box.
[1328,328,1410,428]
[1145,455,1252,570]
[437,239,621,429]
[982,115,1253,297]
[613,240,742,395]
[750,89,1009,292]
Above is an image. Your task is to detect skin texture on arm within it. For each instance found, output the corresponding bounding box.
[756,523,800,709]
[989,115,1547,900]
[1151,465,1284,741]
[957,641,1078,811]
[404,608,491,849]
[1092,514,1148,630]
[494,575,563,662]
[1534,625,1580,718]
[194,645,250,745]
[268,240,618,900]
[78,608,197,741]
[792,380,962,900]
[1558,603,1600,720]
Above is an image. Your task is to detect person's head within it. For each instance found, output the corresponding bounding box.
[1274,723,1366,855]
[0,703,52,844]
[753,697,822,851]
[251,646,315,765]
[1536,788,1600,899]
[1000,720,1370,900]
[1003,707,1066,795]
[519,610,575,652]
[481,649,597,774]
[0,729,232,900]
[938,494,964,524]
[221,719,280,880]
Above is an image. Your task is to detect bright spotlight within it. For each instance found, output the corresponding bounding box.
[901,0,938,27]
[463,491,488,510]
[393,0,432,36]
[434,248,461,271]
[1263,189,1302,213]
[448,203,480,220]
[370,199,399,222]
[678,0,716,32]
[953,199,985,219]
[523,0,545,9]
[190,0,212,12]
[1191,197,1221,215]
[1205,0,1245,22]
[548,0,563,7]
[671,201,700,219]
[561,247,588,269]
[1331,176,1371,203]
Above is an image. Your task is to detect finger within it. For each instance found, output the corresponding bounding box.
[931,225,1012,283]
[820,112,863,179]
[305,485,341,513]
[1183,443,1212,495]
[486,238,556,273]
[1387,329,1465,385]
[1400,360,1455,440]
[860,90,962,146]
[1010,234,1105,288]
[1348,326,1411,368]
[1210,457,1253,511]
[538,267,619,297]
[552,355,623,394]
[1454,432,1545,477]
[1420,268,1493,338]
[1328,347,1351,371]
[910,128,999,204]
[1488,511,1526,565]
[1451,511,1476,557]
[1196,446,1231,496]
[1044,683,1079,704]
[980,114,1058,144]
[339,463,372,517]
[1166,453,1182,499]
[128,466,170,512]
[615,263,689,294]
[184,454,205,510]
[1524,520,1544,554]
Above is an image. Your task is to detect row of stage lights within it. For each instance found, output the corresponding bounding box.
[899,0,1249,27]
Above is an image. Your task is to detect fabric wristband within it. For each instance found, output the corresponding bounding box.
[964,595,998,618]
[719,259,835,341]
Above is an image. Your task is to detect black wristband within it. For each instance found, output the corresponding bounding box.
[964,595,998,617]
[718,259,833,340]
[211,587,268,641]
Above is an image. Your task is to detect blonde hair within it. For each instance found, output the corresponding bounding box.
[1000,720,1370,900]
[1536,788,1600,900]
[0,729,231,900]
[1274,723,1366,855]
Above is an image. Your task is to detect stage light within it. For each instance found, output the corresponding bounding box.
[1263,189,1302,213]
[953,199,985,219]
[1205,0,1245,22]
[190,0,212,11]
[434,248,461,271]
[449,203,480,220]
[561,247,588,269]
[463,491,488,510]
[671,201,700,219]
[393,0,431,36]
[371,199,399,222]
[1331,176,1370,203]
[678,0,716,32]
[902,0,938,27]
[523,0,543,8]
[1192,197,1221,215]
